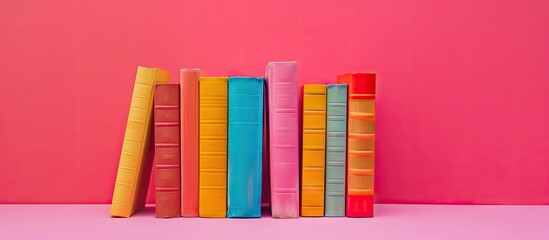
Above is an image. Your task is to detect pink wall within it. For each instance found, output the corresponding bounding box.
[1,0,548,204]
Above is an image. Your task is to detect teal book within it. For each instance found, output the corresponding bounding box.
[325,84,348,217]
[227,77,264,218]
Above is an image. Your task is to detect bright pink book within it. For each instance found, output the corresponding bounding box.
[265,61,299,218]
[180,69,202,217]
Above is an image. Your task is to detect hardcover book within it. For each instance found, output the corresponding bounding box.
[111,66,170,217]
[301,84,327,217]
[265,61,299,218]
[227,77,264,218]
[199,77,228,218]
[180,69,202,217]
[337,73,376,218]
[154,83,181,218]
[325,84,348,217]
[261,83,271,209]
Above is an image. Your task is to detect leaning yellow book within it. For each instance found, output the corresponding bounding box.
[111,66,170,217]
[199,77,228,218]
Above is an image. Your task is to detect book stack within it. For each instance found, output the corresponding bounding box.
[111,64,377,219]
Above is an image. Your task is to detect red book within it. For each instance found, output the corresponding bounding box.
[337,73,376,217]
[154,83,181,218]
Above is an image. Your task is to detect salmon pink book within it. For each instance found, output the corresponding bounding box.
[265,61,299,218]
[180,69,202,217]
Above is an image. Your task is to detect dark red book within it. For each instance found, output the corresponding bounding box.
[154,83,181,218]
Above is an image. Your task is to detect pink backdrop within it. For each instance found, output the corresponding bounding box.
[1,0,548,204]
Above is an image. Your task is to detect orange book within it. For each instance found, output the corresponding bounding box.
[199,77,228,218]
[180,69,202,217]
[111,66,170,217]
[301,84,327,216]
[337,73,376,218]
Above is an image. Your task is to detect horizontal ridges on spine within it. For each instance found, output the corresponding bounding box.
[266,61,299,219]
[325,83,348,217]
[199,77,228,218]
[111,67,170,217]
[302,84,326,217]
[338,73,375,217]
[154,83,180,218]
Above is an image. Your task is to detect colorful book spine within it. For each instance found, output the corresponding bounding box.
[337,73,376,218]
[111,66,170,217]
[301,84,327,217]
[154,83,181,218]
[180,69,202,217]
[265,61,299,218]
[324,84,348,217]
[227,77,264,218]
[199,77,228,218]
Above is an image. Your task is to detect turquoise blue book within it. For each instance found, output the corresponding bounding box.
[325,84,348,217]
[227,77,264,218]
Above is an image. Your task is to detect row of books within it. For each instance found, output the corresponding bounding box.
[110,62,376,218]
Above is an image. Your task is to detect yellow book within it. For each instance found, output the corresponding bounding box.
[111,66,171,217]
[199,77,228,218]
[301,84,327,216]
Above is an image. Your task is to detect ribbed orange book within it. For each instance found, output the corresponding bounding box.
[180,69,202,217]
[154,83,181,218]
[337,73,376,218]
[199,77,228,218]
[301,84,327,217]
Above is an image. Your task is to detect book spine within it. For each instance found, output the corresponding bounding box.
[325,84,348,217]
[261,86,271,208]
[338,73,376,218]
[301,84,327,217]
[111,66,170,217]
[265,62,299,218]
[227,77,264,218]
[180,69,201,217]
[199,77,228,218]
[154,83,181,218]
